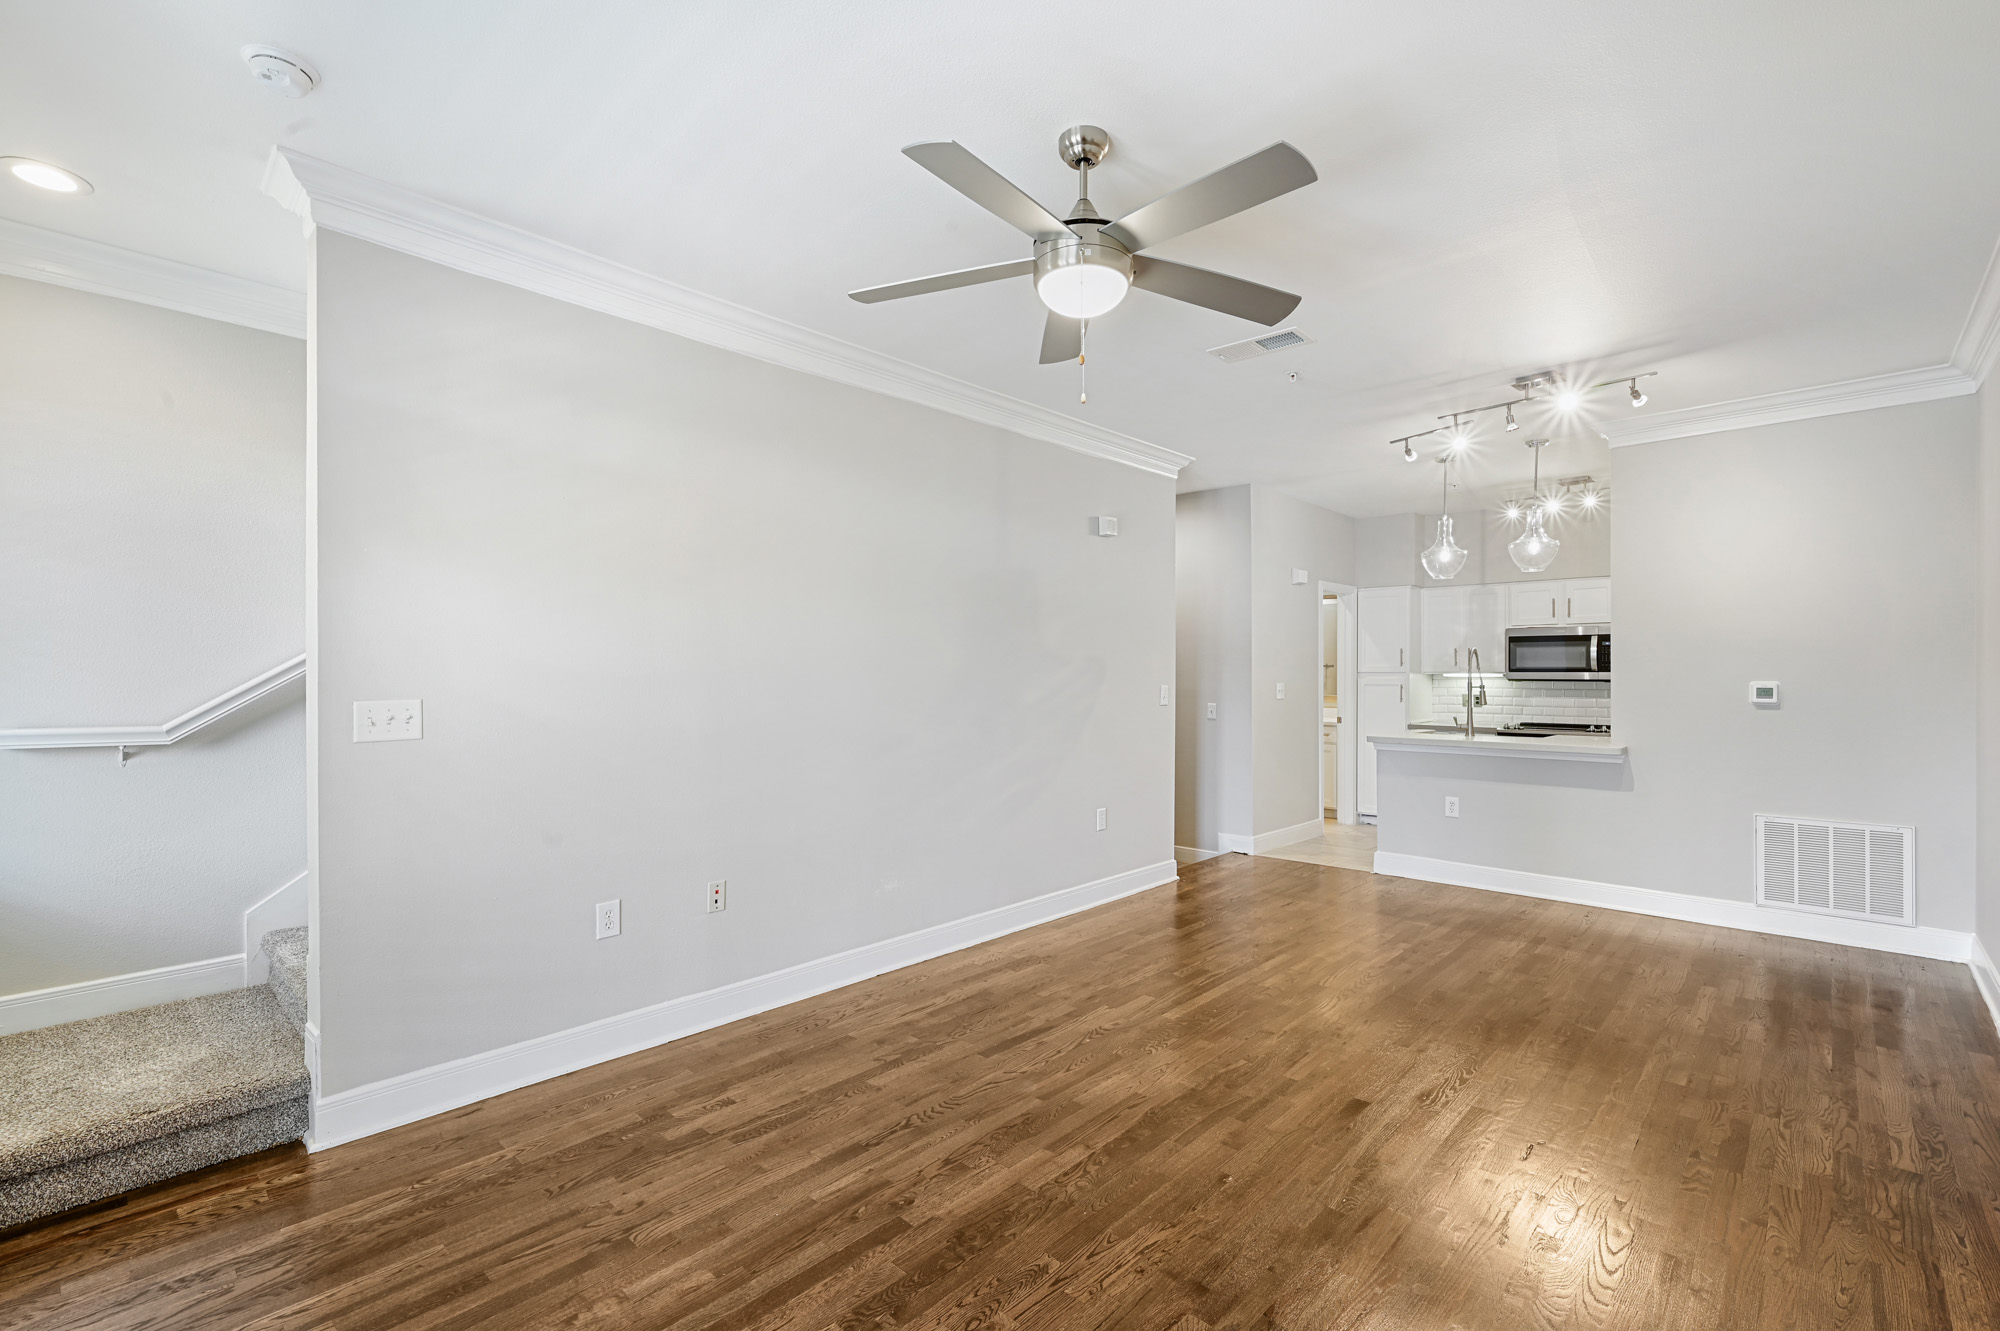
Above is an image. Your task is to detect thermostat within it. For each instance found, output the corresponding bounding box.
[1749,681,1780,708]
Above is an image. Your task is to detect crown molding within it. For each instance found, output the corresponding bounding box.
[261,149,1190,478]
[1599,363,1978,448]
[1950,230,2000,386]
[0,216,304,338]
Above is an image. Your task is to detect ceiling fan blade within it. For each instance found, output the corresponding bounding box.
[1099,142,1317,253]
[849,258,1035,304]
[1039,311,1082,364]
[1130,256,1301,325]
[903,141,1072,239]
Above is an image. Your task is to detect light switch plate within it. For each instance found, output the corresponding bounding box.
[353,699,422,742]
[1749,681,1781,708]
[1160,684,1170,706]
[1276,682,1286,699]
[1207,703,1218,719]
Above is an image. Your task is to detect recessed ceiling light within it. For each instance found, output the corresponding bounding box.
[2,157,92,194]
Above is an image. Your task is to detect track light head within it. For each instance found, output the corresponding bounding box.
[1401,440,1417,462]
[1629,379,1647,407]
[1553,384,1583,413]
[1504,404,1519,431]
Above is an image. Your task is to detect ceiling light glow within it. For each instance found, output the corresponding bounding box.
[4,157,90,194]
[1554,386,1583,413]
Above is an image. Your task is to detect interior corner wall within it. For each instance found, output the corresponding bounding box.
[1249,489,1354,835]
[1175,487,1252,852]
[309,232,1176,1096]
[1377,395,1980,932]
[1980,384,2000,963]
[0,275,306,995]
[1355,515,1422,586]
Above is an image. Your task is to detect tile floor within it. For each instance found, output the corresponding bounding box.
[1257,817,1377,871]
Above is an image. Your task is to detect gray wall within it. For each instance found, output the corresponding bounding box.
[1250,489,1355,834]
[1174,487,1252,851]
[1982,385,2000,960]
[0,276,305,994]
[311,233,1176,1094]
[1379,396,1980,932]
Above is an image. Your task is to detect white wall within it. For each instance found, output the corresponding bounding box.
[1980,384,2000,963]
[1250,489,1355,835]
[1174,488,1252,853]
[311,233,1176,1095]
[1378,396,1980,932]
[0,276,305,994]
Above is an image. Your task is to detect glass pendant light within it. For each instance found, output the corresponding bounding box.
[1420,454,1468,580]
[1508,439,1560,573]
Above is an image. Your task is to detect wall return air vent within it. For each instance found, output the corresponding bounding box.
[1208,328,1315,363]
[1755,814,1914,927]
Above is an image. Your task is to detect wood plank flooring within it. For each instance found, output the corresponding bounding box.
[5,854,1999,1329]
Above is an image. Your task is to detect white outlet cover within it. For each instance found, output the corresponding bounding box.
[595,899,620,939]
[1444,796,1460,818]
[353,699,422,742]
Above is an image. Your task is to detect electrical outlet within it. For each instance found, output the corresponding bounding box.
[1444,796,1460,818]
[1207,702,1218,719]
[707,880,726,913]
[1160,684,1170,706]
[1096,807,1107,831]
[353,699,422,742]
[1276,681,1286,699]
[595,899,621,939]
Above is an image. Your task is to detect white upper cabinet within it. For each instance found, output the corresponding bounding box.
[1358,586,1417,673]
[1507,578,1612,627]
[1465,584,1508,672]
[1565,578,1612,623]
[1417,587,1463,674]
[1508,582,1562,627]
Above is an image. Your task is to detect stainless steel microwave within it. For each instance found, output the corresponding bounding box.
[1504,624,1610,681]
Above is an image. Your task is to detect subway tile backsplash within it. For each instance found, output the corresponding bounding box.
[1424,676,1611,726]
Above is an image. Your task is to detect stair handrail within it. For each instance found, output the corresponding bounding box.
[0,654,307,761]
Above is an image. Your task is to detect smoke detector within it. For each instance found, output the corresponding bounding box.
[242,46,319,98]
[1207,327,1315,364]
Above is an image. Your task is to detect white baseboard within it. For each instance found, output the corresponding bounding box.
[307,859,1180,1152]
[1971,936,2000,1040]
[1175,845,1224,864]
[1216,818,1326,857]
[1374,851,1975,963]
[1215,833,1254,855]
[242,870,308,986]
[0,954,245,1036]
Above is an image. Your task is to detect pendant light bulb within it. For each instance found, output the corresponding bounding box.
[1420,457,1467,580]
[1629,379,1647,407]
[1508,439,1561,573]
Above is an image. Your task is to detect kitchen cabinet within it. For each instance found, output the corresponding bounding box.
[1356,674,1410,818]
[1357,586,1417,674]
[1507,578,1613,627]
[1418,584,1508,674]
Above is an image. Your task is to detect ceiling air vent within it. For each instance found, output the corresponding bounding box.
[1208,328,1315,363]
[1756,814,1913,926]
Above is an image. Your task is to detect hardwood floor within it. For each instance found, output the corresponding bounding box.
[5,854,1999,1329]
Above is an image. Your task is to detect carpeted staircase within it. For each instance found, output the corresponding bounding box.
[0,929,311,1231]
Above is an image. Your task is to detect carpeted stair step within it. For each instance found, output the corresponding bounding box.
[0,985,309,1231]
[261,926,309,1037]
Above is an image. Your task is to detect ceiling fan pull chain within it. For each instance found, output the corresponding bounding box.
[1079,319,1088,404]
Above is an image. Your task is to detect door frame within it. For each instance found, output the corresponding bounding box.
[1319,581,1359,826]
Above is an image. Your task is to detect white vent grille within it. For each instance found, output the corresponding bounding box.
[1208,327,1315,363]
[1756,815,1914,926]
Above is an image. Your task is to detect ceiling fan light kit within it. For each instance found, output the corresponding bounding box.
[850,125,1318,376]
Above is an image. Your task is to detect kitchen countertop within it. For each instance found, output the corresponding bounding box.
[1367,729,1627,763]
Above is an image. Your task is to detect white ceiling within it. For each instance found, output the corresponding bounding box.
[6,0,1999,515]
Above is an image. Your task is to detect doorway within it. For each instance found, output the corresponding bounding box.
[1318,582,1358,826]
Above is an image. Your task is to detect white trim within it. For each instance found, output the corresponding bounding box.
[1373,851,1973,962]
[1368,732,1627,763]
[1252,818,1326,853]
[0,654,305,750]
[0,954,245,1037]
[1216,833,1255,855]
[0,216,304,339]
[306,859,1178,1151]
[1951,231,2000,386]
[262,149,1190,480]
[243,871,309,986]
[1971,935,2000,1041]
[1600,364,1978,448]
[1175,845,1225,864]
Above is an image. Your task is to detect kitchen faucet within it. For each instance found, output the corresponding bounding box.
[1463,649,1487,739]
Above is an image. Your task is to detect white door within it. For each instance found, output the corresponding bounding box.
[1464,585,1508,675]
[1356,675,1408,817]
[1508,581,1561,627]
[1418,587,1463,673]
[1564,578,1612,624]
[1321,724,1339,815]
[1357,587,1413,673]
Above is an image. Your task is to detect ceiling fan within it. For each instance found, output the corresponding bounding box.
[849,126,1317,364]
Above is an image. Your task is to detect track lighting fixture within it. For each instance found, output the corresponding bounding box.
[1387,369,1658,460]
